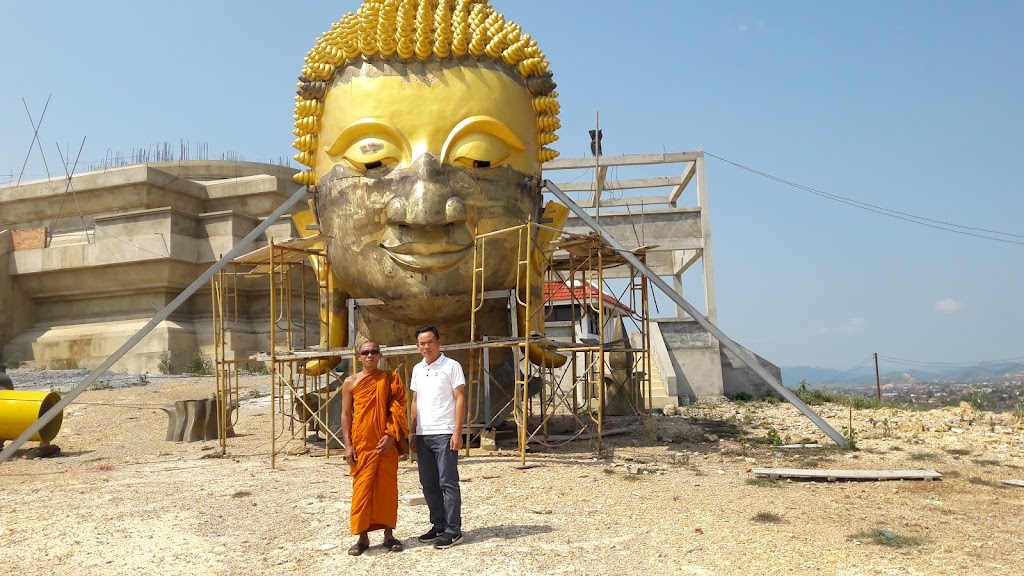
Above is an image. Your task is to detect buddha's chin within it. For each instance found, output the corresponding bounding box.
[361,293,475,325]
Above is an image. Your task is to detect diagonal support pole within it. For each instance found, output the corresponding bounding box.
[544,180,848,447]
[0,186,314,464]
[51,137,90,244]
[17,95,53,186]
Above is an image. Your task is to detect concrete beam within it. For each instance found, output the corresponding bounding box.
[562,207,704,250]
[669,162,697,206]
[596,196,674,208]
[550,175,685,193]
[543,152,701,171]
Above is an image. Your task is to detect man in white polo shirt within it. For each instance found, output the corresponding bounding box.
[409,325,465,549]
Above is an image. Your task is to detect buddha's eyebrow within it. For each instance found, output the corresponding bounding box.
[441,115,526,158]
[325,118,410,156]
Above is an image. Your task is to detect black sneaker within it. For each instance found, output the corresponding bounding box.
[433,533,463,549]
[418,528,444,543]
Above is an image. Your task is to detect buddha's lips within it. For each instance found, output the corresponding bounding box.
[382,241,471,272]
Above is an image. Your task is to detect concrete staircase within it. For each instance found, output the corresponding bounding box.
[630,329,677,410]
[645,353,676,409]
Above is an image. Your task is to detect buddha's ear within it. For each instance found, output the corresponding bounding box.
[300,280,348,377]
[292,199,320,239]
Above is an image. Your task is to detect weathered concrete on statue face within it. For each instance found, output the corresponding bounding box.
[604,317,637,416]
[0,161,317,371]
[316,155,539,310]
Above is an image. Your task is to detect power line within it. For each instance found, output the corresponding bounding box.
[879,354,1024,368]
[813,355,875,386]
[706,152,1024,247]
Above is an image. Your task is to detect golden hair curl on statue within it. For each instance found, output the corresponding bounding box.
[292,0,560,189]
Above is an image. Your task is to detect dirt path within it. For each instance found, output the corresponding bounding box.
[2,376,1022,575]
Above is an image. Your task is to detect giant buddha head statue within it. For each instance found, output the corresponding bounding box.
[292,0,560,327]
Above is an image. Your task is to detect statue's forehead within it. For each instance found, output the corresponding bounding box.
[316,56,540,174]
[329,57,527,88]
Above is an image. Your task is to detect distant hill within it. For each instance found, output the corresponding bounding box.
[782,366,875,387]
[782,362,1024,388]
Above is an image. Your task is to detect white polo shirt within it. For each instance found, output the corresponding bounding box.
[411,353,465,435]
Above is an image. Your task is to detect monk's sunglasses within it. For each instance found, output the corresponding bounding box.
[359,349,381,356]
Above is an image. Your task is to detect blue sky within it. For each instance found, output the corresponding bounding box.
[1,1,1021,371]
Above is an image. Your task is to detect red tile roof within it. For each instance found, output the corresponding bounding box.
[543,280,632,313]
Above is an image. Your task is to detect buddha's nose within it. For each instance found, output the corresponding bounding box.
[384,154,467,227]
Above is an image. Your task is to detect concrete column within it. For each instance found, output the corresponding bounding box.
[695,154,718,325]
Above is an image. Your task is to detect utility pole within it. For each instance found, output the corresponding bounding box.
[874,352,881,403]
[590,112,602,221]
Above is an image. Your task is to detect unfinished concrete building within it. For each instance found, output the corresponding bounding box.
[0,161,316,374]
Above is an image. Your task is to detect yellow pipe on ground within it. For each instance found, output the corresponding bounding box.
[0,390,63,442]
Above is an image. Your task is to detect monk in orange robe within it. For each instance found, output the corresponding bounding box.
[342,340,409,555]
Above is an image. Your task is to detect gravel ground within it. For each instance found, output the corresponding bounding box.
[4,368,192,392]
[1,374,1022,575]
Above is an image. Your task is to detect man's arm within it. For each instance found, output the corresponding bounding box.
[341,375,356,466]
[450,384,465,451]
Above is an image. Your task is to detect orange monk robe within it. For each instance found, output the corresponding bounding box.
[349,370,409,535]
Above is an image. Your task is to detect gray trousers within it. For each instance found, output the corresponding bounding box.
[415,434,462,536]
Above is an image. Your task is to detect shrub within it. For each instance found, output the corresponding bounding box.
[157,351,173,375]
[183,349,212,375]
[843,425,858,449]
[1,353,23,370]
[752,511,784,524]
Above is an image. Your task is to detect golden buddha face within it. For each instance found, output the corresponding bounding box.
[313,59,541,315]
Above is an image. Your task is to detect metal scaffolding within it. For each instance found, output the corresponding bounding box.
[469,221,655,464]
[210,220,659,467]
[213,235,349,466]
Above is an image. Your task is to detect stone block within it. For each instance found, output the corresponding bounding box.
[479,429,497,451]
[402,493,426,506]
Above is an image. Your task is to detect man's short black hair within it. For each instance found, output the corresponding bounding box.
[414,325,440,341]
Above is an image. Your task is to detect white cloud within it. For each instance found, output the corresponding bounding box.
[816,317,866,335]
[840,317,866,333]
[737,24,748,33]
[935,298,962,314]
